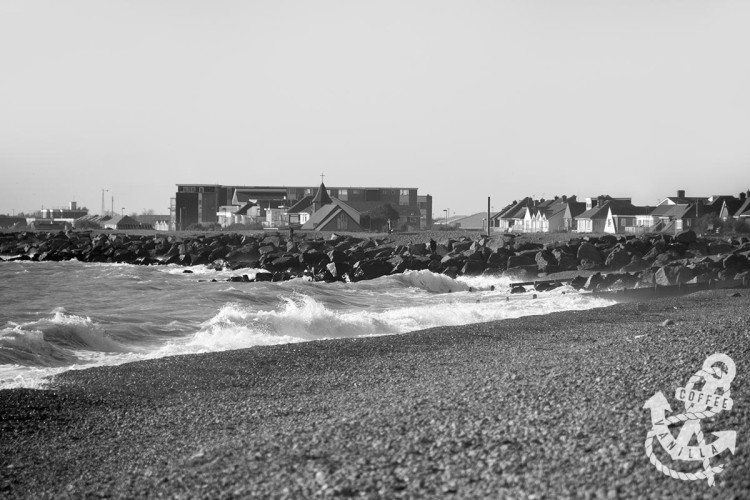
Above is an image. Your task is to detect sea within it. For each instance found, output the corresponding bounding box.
[0,260,615,390]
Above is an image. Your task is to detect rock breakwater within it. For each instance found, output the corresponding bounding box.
[1,230,749,289]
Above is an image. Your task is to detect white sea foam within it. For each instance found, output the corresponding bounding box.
[0,264,616,390]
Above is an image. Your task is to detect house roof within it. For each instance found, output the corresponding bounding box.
[719,197,745,216]
[609,203,654,216]
[661,196,709,205]
[287,196,313,213]
[576,204,609,220]
[733,198,750,218]
[650,204,687,217]
[498,197,533,219]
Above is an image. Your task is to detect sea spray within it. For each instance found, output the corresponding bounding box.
[0,262,615,389]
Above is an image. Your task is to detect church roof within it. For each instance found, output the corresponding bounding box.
[312,182,333,206]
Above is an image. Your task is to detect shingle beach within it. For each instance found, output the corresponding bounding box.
[2,290,749,499]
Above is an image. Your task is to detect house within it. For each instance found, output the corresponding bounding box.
[575,197,650,234]
[288,182,363,232]
[719,193,747,222]
[495,198,534,232]
[734,195,750,220]
[643,190,746,233]
[604,203,654,234]
[575,202,609,234]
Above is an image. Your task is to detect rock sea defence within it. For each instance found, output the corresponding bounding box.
[1,230,749,289]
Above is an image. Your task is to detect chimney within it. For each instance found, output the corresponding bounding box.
[70,201,77,210]
[741,192,747,201]
[677,189,685,199]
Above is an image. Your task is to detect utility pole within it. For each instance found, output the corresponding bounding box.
[111,196,114,216]
[101,189,108,216]
[487,196,491,235]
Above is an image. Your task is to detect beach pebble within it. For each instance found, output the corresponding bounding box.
[661,319,675,326]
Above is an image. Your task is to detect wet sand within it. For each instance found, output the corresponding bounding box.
[1,290,749,498]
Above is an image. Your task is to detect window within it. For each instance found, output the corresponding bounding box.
[399,189,411,206]
[339,189,348,201]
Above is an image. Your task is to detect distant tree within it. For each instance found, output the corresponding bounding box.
[694,214,722,234]
[141,209,155,215]
[361,204,400,231]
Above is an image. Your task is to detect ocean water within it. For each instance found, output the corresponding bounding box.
[0,260,615,390]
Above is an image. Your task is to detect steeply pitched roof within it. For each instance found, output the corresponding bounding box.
[498,197,533,219]
[733,198,750,218]
[651,204,686,217]
[287,196,313,213]
[312,182,333,206]
[301,199,361,230]
[576,204,609,220]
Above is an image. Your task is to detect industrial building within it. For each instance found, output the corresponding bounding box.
[171,184,432,231]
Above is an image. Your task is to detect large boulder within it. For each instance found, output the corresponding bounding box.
[461,260,487,276]
[577,242,603,266]
[675,230,697,245]
[654,264,694,286]
[535,251,558,272]
[707,241,733,255]
[352,258,391,281]
[507,253,536,269]
[552,248,578,271]
[605,246,631,270]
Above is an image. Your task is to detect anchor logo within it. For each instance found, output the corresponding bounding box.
[643,353,737,486]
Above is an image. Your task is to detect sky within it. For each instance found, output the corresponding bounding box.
[1,0,749,218]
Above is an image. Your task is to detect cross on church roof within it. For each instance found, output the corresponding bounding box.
[320,172,325,183]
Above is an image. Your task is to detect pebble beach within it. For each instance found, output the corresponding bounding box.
[2,289,749,499]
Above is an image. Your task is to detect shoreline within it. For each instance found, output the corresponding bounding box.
[2,290,749,498]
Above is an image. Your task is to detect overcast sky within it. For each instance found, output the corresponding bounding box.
[1,0,749,217]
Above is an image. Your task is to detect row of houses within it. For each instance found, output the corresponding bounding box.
[453,189,750,234]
